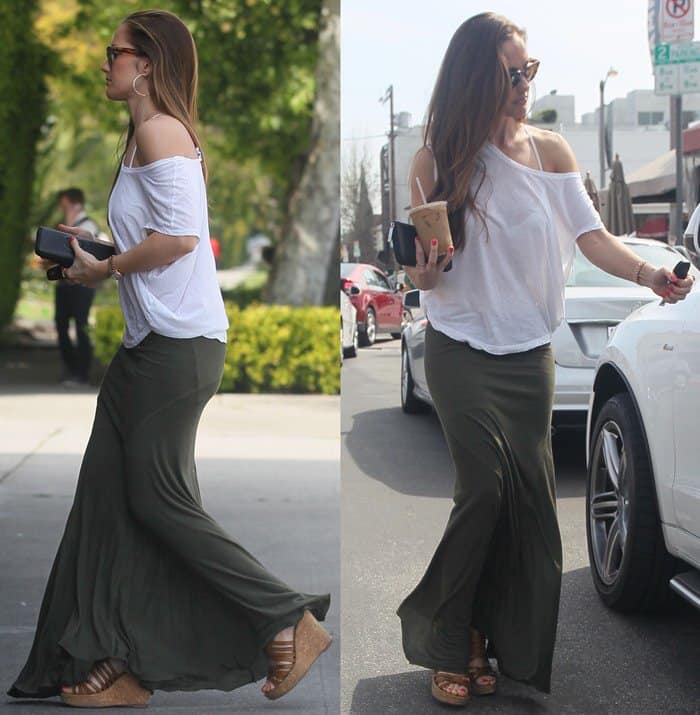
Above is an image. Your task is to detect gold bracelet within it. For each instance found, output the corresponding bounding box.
[634,260,647,285]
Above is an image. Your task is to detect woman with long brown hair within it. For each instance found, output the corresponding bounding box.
[397,12,693,706]
[8,9,330,708]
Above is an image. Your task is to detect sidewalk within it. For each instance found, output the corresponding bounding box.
[0,348,340,713]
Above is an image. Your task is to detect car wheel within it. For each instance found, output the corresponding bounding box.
[359,307,376,347]
[586,392,677,612]
[343,321,358,358]
[401,342,429,414]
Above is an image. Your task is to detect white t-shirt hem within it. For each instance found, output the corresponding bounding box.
[429,319,552,355]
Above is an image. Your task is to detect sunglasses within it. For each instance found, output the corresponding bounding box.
[509,59,540,88]
[106,45,144,67]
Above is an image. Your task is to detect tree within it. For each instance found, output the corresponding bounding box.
[341,144,377,261]
[264,0,338,305]
[0,0,51,328]
[531,109,558,124]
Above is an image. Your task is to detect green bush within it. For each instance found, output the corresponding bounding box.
[92,302,340,395]
[0,2,51,328]
[92,305,126,368]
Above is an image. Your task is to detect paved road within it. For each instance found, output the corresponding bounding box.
[0,353,339,714]
[341,338,700,715]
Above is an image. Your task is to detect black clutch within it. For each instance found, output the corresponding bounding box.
[35,226,114,268]
[388,220,452,272]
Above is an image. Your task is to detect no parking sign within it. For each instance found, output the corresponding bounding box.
[659,0,694,42]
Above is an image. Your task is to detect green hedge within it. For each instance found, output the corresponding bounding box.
[0,2,51,328]
[92,303,340,395]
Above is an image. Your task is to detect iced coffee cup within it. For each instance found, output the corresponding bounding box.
[408,201,453,259]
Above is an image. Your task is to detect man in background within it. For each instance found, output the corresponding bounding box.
[53,188,100,387]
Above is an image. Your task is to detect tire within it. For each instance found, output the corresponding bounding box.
[343,321,358,358]
[401,342,429,414]
[359,307,376,347]
[586,392,677,612]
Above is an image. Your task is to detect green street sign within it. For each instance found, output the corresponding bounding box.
[654,41,700,65]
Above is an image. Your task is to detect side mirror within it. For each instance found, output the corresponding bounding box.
[403,289,421,309]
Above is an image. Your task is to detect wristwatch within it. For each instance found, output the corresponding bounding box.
[108,254,123,281]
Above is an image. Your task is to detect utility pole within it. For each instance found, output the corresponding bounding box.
[599,68,618,189]
[380,85,396,222]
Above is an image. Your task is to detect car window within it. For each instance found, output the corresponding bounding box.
[373,271,392,291]
[567,243,692,288]
[366,269,389,288]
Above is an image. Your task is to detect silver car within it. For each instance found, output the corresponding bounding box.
[401,237,697,423]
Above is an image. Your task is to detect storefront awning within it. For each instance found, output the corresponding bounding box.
[625,149,676,200]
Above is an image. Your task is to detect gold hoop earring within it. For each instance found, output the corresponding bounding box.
[132,73,149,97]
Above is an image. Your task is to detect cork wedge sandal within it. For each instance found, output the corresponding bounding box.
[468,628,497,696]
[60,659,152,709]
[431,671,470,706]
[262,610,332,701]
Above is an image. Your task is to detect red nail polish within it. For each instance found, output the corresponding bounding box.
[431,239,437,246]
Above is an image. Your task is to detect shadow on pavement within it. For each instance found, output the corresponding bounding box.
[0,347,105,396]
[345,405,588,500]
[349,566,700,714]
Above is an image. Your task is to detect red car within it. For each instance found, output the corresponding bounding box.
[340,262,405,346]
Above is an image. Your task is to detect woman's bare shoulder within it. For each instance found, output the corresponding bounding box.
[411,145,435,174]
[134,115,197,164]
[528,125,579,173]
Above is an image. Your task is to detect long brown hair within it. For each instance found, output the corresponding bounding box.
[424,13,525,250]
[109,9,206,199]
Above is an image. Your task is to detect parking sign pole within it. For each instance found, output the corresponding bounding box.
[671,94,683,245]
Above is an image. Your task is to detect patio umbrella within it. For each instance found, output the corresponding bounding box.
[584,171,600,212]
[606,153,635,235]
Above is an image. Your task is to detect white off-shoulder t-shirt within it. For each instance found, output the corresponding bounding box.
[107,145,229,349]
[421,133,604,354]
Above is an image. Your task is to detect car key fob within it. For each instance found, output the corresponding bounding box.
[46,265,64,281]
[672,260,691,279]
[660,260,691,305]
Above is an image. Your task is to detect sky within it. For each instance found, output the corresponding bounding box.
[341,0,700,185]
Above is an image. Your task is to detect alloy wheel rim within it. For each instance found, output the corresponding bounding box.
[590,419,631,586]
[401,349,408,403]
[366,310,375,342]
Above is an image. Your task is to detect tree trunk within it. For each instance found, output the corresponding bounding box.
[265,0,339,306]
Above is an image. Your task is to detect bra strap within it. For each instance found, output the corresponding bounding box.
[128,143,138,168]
[523,125,543,171]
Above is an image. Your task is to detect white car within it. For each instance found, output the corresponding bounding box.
[586,239,700,611]
[341,287,359,362]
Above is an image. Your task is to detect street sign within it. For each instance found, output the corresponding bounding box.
[654,41,700,63]
[659,0,694,42]
[654,41,700,93]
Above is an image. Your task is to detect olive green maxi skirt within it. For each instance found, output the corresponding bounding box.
[9,332,330,699]
[397,323,562,693]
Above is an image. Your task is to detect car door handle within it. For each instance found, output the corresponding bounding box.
[663,344,674,351]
